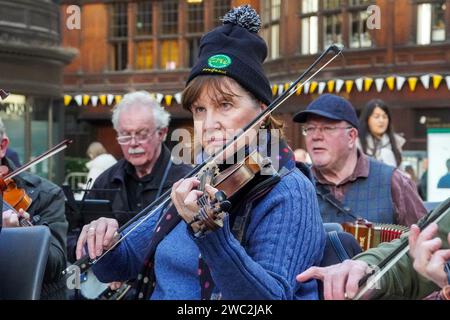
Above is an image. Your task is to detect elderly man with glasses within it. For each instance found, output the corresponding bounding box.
[83,91,192,228]
[293,94,426,227]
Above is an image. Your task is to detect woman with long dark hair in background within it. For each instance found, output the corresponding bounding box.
[358,99,405,167]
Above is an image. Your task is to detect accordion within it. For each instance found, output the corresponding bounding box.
[342,219,408,251]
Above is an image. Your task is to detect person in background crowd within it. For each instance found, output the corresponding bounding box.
[293,94,426,226]
[358,99,405,168]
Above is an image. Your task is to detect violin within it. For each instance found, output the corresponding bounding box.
[0,165,33,226]
[0,140,72,227]
[64,44,344,276]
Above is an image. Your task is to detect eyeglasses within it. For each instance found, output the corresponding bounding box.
[116,128,159,145]
[302,125,353,136]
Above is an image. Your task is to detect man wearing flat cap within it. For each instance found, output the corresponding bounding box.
[293,94,426,226]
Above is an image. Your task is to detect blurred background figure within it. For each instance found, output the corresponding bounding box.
[82,142,116,188]
[358,99,405,168]
[437,159,450,189]
[294,148,311,164]
[418,158,428,201]
[404,164,418,185]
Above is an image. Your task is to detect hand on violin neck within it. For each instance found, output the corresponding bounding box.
[1,208,29,228]
[171,178,219,233]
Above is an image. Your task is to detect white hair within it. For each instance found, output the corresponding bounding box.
[111,91,171,131]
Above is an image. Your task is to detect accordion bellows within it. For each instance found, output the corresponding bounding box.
[342,219,408,251]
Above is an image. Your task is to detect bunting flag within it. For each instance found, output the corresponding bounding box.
[74,94,82,106]
[91,95,99,107]
[432,74,443,90]
[303,82,311,95]
[318,82,326,94]
[446,76,450,90]
[309,81,318,94]
[396,76,406,91]
[335,79,345,93]
[355,78,364,92]
[63,72,450,108]
[64,95,72,106]
[174,92,182,104]
[386,76,395,91]
[420,74,431,90]
[327,80,335,93]
[164,95,173,106]
[364,78,373,92]
[296,84,303,95]
[408,77,418,92]
[271,84,278,96]
[82,95,90,106]
[156,93,164,104]
[345,80,354,94]
[107,94,115,106]
[99,95,107,106]
[375,78,384,92]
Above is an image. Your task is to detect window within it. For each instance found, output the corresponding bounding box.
[213,0,231,26]
[417,1,446,45]
[161,0,179,35]
[348,0,373,48]
[300,0,319,55]
[135,41,153,70]
[111,2,128,38]
[161,40,179,70]
[110,3,128,70]
[349,10,372,48]
[261,0,281,59]
[187,1,204,34]
[298,0,376,55]
[136,1,152,36]
[323,0,342,49]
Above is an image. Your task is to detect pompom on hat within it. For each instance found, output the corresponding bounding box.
[186,5,272,105]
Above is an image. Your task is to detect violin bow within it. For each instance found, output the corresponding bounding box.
[63,44,344,275]
[353,197,450,300]
[3,139,72,181]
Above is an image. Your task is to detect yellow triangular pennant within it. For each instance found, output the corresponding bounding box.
[432,74,443,89]
[386,76,395,91]
[64,95,72,106]
[345,80,354,94]
[327,80,335,93]
[364,78,373,92]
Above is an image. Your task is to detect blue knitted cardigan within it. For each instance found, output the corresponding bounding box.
[92,159,325,300]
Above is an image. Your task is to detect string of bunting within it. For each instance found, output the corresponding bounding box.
[63,92,183,107]
[270,74,449,96]
[63,74,449,107]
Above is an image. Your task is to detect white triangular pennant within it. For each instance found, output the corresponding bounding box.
[420,74,431,90]
[107,94,115,106]
[355,78,364,92]
[91,95,99,107]
[174,92,182,104]
[318,82,326,94]
[375,78,384,92]
[303,82,310,95]
[335,79,344,93]
[278,85,285,96]
[445,76,450,90]
[74,94,82,106]
[396,76,406,91]
[156,93,164,103]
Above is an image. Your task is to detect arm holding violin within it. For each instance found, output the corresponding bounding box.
[189,171,326,299]
[90,207,163,283]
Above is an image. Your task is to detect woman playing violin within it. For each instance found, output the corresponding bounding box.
[77,5,325,300]
[0,117,68,299]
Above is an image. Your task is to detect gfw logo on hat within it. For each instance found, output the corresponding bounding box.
[207,54,232,69]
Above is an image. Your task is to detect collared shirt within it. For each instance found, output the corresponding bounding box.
[313,152,427,226]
